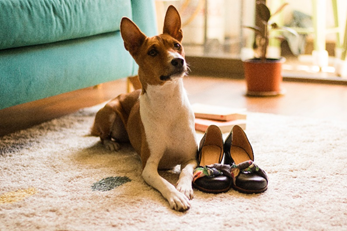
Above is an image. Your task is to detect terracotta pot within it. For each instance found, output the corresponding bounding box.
[243,58,285,96]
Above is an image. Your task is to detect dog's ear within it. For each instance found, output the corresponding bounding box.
[121,17,146,54]
[163,5,183,42]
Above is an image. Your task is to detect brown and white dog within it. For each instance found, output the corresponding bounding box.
[91,6,198,211]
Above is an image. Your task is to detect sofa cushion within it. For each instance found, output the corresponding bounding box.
[0,31,134,109]
[0,0,132,50]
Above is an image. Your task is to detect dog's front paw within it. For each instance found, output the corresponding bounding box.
[167,191,191,211]
[103,139,121,151]
[176,180,194,200]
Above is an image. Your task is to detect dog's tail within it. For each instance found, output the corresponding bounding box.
[90,123,100,137]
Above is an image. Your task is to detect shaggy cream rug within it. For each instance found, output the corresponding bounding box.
[1,104,347,231]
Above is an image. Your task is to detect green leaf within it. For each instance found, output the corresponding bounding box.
[270,22,279,29]
[272,26,299,36]
[257,3,271,23]
[271,3,289,18]
[269,35,286,41]
[243,25,263,36]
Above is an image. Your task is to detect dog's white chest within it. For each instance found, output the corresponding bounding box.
[139,79,197,167]
[140,79,191,121]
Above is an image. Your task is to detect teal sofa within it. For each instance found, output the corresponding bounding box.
[0,0,157,110]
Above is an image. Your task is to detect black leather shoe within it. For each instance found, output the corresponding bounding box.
[224,125,268,193]
[193,125,232,193]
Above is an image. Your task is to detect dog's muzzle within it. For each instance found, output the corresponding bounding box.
[160,58,186,81]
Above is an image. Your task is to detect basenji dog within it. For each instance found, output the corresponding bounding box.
[91,5,198,211]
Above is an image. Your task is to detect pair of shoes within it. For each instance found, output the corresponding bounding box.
[193,125,268,194]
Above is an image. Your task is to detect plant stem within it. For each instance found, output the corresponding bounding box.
[262,24,268,62]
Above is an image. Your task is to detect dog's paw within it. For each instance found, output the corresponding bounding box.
[176,179,194,200]
[103,140,121,151]
[167,191,191,211]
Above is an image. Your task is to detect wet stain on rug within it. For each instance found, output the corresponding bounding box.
[91,176,131,192]
[0,187,37,204]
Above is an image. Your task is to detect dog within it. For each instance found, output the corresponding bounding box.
[91,5,198,211]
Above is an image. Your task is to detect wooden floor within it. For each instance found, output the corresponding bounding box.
[1,76,347,137]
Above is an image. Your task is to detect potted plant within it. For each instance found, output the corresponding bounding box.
[243,2,297,96]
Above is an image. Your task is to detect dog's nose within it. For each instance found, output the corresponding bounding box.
[171,58,184,68]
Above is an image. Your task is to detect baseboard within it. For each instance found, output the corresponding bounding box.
[0,79,127,137]
[186,56,347,85]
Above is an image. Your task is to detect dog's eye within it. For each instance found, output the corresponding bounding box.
[148,49,158,57]
[174,43,181,50]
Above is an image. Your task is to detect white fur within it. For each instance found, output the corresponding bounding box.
[139,77,198,211]
[168,51,184,60]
